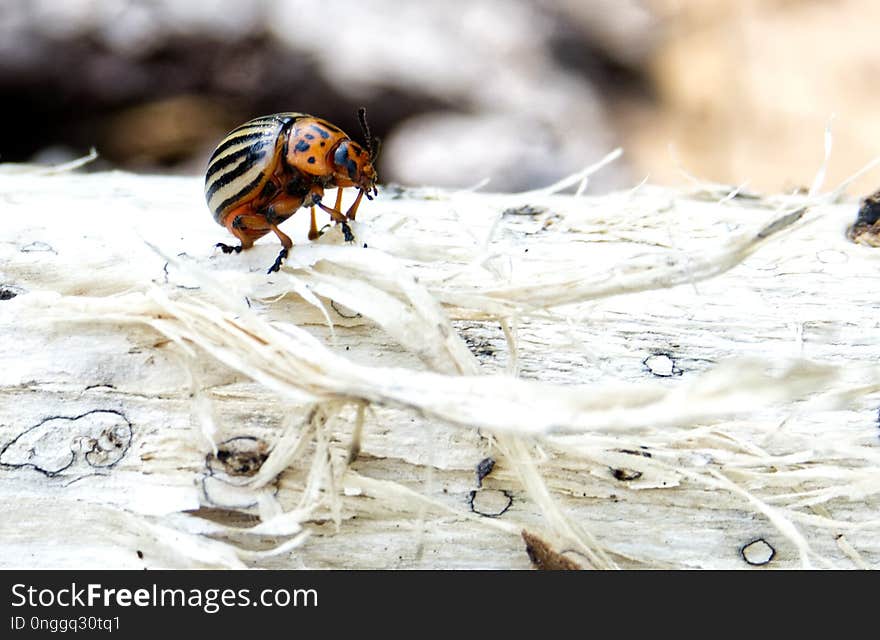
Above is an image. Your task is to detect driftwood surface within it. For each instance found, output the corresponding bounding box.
[1,159,878,569]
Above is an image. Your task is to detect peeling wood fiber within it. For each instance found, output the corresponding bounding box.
[1,165,878,569]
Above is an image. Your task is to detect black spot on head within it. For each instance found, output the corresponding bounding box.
[309,124,331,139]
[308,156,316,164]
[294,140,310,153]
[320,141,326,147]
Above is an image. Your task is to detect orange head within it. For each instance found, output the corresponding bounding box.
[284,108,379,198]
[331,108,379,198]
[332,139,377,195]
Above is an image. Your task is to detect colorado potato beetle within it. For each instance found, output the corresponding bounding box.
[205,108,379,273]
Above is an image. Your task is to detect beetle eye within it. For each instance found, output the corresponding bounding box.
[333,141,349,166]
[333,141,359,180]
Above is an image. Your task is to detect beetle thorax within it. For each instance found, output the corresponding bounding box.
[283,117,346,179]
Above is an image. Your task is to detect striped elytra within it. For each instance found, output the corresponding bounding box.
[204,113,301,223]
[205,109,379,274]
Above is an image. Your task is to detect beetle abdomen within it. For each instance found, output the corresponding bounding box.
[204,113,304,223]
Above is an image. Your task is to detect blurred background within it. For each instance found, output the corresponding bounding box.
[1,0,879,195]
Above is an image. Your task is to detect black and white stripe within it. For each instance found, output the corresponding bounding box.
[204,113,305,222]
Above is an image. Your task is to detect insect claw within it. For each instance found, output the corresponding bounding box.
[267,247,289,274]
[341,221,355,243]
[216,242,242,254]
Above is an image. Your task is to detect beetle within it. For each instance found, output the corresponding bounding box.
[204,108,379,273]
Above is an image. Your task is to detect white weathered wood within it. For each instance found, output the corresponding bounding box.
[1,164,878,569]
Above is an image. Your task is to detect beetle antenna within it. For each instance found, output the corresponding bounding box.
[357,107,379,160]
[370,135,382,163]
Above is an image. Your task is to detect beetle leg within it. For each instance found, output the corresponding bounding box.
[345,189,365,221]
[308,206,320,241]
[312,187,353,242]
[267,249,287,274]
[262,199,299,274]
[267,223,293,274]
[311,187,343,221]
[217,206,260,254]
[316,202,354,242]
[264,194,303,226]
[331,188,355,238]
[269,222,293,250]
[316,201,347,224]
